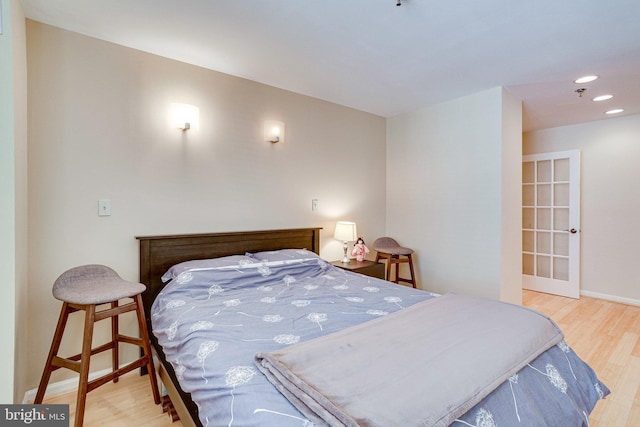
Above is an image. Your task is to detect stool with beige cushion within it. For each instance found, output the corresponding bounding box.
[373,237,417,288]
[34,264,161,427]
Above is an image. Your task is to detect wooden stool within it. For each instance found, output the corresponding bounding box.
[373,237,417,288]
[34,265,161,427]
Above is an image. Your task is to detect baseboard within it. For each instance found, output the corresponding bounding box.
[24,367,111,404]
[21,361,157,405]
[581,290,640,307]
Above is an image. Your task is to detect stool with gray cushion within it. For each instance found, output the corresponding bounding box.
[34,265,160,427]
[373,237,417,288]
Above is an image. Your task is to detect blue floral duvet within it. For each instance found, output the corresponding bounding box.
[151,249,608,427]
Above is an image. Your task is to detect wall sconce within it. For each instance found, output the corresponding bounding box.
[264,120,285,143]
[171,103,199,131]
[334,221,357,263]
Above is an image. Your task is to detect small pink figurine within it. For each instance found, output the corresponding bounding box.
[351,237,370,262]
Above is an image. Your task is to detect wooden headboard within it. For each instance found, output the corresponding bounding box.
[136,227,322,325]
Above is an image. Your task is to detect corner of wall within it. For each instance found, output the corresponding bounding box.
[500,89,523,304]
[13,0,30,401]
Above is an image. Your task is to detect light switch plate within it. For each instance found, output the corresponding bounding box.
[98,199,111,216]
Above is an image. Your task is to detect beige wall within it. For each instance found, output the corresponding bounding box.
[524,114,640,304]
[386,87,522,303]
[24,21,386,396]
[1,0,28,403]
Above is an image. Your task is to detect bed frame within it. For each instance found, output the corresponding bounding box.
[136,228,322,426]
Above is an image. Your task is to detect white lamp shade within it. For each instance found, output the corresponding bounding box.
[171,103,199,130]
[264,120,285,143]
[334,221,357,242]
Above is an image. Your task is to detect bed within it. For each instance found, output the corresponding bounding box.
[137,228,608,427]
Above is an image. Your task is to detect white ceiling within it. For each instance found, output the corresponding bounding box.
[20,0,640,132]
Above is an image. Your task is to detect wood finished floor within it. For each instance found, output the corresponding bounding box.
[41,371,181,427]
[42,290,639,426]
[523,290,640,427]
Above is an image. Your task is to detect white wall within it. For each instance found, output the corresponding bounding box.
[0,0,17,404]
[524,114,640,304]
[1,0,28,403]
[24,21,386,396]
[387,87,522,303]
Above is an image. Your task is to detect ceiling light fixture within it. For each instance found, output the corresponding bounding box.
[575,88,587,97]
[592,95,613,102]
[605,109,624,115]
[574,75,598,84]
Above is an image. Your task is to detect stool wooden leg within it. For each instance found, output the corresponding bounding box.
[134,294,161,405]
[34,303,72,403]
[74,305,96,427]
[111,301,119,383]
[407,254,417,288]
[393,255,401,284]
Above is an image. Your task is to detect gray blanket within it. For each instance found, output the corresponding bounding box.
[255,293,564,427]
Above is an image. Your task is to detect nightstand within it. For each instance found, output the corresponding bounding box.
[331,259,385,279]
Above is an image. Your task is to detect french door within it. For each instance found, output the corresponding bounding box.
[522,150,580,298]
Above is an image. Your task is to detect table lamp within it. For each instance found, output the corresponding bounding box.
[334,221,357,263]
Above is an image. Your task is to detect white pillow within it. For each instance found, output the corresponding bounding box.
[250,249,320,263]
[161,255,257,283]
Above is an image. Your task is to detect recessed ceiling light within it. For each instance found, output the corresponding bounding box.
[574,75,598,84]
[592,95,613,102]
[605,109,624,115]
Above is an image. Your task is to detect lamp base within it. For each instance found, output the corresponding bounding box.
[342,241,349,264]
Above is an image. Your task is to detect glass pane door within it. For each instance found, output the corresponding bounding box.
[522,151,580,298]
